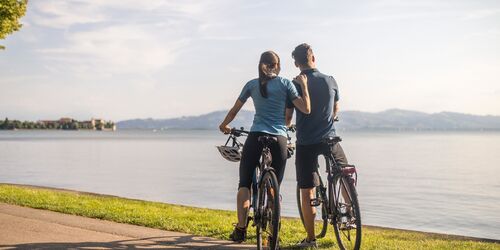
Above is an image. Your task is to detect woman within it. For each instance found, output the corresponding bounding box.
[219,51,311,242]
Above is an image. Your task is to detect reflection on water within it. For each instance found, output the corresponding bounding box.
[0,130,499,240]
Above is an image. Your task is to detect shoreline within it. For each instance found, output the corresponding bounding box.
[3,128,500,132]
[1,183,499,244]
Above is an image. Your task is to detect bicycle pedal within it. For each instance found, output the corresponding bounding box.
[310,198,322,207]
[246,216,253,226]
[251,215,259,227]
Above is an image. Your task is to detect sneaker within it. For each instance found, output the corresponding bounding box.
[296,238,317,248]
[229,225,247,243]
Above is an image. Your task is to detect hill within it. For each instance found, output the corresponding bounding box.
[116,109,500,131]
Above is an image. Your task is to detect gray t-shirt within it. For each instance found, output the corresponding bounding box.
[287,68,339,145]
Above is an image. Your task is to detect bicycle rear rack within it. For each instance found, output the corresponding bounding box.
[342,165,358,186]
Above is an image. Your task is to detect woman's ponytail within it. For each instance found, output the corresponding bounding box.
[258,51,281,98]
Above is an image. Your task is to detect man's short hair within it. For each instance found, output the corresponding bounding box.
[292,43,313,66]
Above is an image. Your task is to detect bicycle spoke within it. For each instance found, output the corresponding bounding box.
[256,171,280,250]
[335,180,342,208]
[332,176,361,250]
[340,179,354,206]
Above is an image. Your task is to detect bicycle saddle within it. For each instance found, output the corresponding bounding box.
[258,135,278,145]
[323,136,342,144]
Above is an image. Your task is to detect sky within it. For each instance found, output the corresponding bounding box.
[1,0,499,121]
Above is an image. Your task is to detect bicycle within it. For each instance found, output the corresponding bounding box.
[220,127,283,250]
[295,136,362,250]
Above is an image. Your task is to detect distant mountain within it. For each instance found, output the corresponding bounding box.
[117,110,254,130]
[338,109,500,130]
[117,109,500,131]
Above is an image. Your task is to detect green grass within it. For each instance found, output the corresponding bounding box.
[0,184,498,250]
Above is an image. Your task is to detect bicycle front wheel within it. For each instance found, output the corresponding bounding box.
[256,171,281,250]
[296,184,328,239]
[331,175,362,250]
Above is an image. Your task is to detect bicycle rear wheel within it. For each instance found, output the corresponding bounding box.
[296,184,328,238]
[256,171,281,250]
[331,175,362,250]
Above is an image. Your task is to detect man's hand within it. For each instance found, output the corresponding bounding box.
[219,124,231,134]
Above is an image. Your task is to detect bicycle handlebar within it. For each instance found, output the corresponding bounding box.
[230,127,249,137]
[231,125,296,137]
[229,118,334,137]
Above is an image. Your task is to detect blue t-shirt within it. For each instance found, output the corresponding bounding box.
[238,76,299,137]
[286,68,339,145]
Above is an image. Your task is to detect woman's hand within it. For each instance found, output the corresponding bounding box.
[219,99,245,134]
[292,73,311,114]
[294,74,308,87]
[219,123,231,134]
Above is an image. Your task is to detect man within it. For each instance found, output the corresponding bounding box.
[286,43,349,248]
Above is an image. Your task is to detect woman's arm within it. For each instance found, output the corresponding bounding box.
[219,99,245,134]
[291,74,311,114]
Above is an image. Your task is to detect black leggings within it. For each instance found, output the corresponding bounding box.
[238,132,288,189]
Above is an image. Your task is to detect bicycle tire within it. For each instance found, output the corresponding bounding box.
[331,175,362,250]
[256,171,281,250]
[296,184,328,239]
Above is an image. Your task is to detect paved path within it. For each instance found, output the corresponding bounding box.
[0,203,254,249]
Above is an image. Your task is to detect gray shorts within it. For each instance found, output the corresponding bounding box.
[295,142,348,189]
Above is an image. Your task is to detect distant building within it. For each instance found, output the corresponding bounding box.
[59,117,73,124]
[79,120,95,130]
[90,118,115,131]
[37,120,59,129]
[36,118,116,131]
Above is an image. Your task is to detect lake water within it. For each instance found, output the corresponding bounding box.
[0,130,499,240]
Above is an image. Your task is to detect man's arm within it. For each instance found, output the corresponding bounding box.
[333,101,339,120]
[285,108,294,127]
[330,76,340,121]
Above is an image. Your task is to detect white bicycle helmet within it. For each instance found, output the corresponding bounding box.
[217,145,242,162]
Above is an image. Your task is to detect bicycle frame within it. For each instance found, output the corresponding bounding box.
[233,129,282,249]
[252,140,276,223]
[294,133,361,248]
[318,143,358,221]
[226,128,277,226]
[325,154,345,217]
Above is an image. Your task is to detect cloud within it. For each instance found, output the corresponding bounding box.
[90,0,205,14]
[29,0,214,29]
[463,9,500,20]
[30,1,106,29]
[38,24,189,74]
[5,0,499,120]
[28,0,218,75]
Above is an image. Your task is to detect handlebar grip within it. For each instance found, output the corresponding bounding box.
[231,127,250,136]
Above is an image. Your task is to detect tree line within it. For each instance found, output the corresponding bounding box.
[0,118,115,130]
